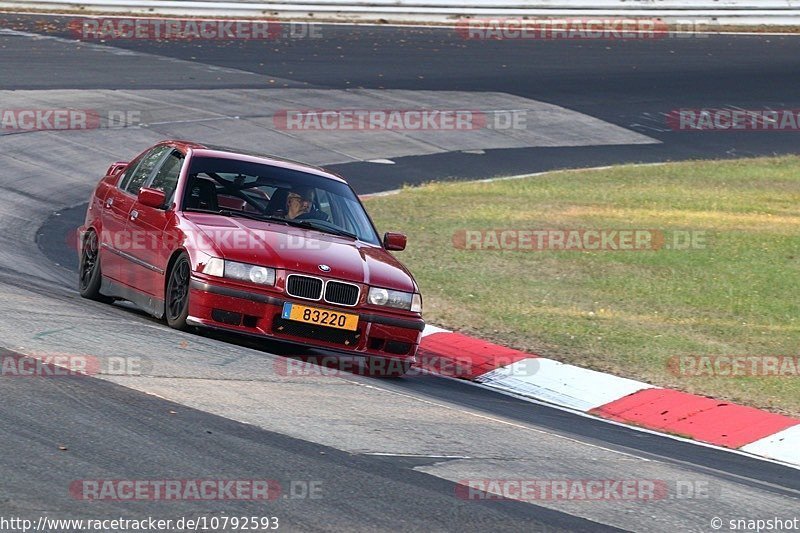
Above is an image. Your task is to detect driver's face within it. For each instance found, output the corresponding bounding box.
[286,193,311,219]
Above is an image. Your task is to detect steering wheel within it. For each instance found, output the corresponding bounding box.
[293,210,329,222]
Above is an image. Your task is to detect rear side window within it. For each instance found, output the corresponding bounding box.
[121,145,170,196]
[149,150,184,204]
[116,155,144,190]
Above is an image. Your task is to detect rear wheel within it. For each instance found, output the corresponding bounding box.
[78,230,112,303]
[165,253,191,330]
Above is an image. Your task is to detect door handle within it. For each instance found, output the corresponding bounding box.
[130,210,139,221]
[105,198,114,208]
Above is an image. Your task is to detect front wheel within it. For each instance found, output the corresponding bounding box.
[165,253,191,330]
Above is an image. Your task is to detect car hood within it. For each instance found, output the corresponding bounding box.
[183,213,417,292]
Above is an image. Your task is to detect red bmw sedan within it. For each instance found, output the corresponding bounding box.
[78,140,424,375]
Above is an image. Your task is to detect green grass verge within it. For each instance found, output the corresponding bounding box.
[365,156,800,416]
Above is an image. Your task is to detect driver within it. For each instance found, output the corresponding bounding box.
[285,186,313,220]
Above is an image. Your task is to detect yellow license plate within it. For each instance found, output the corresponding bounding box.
[281,303,359,331]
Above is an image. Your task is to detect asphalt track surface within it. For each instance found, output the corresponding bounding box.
[5,15,800,187]
[1,13,799,532]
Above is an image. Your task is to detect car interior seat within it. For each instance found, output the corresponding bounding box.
[265,188,289,216]
[185,178,219,212]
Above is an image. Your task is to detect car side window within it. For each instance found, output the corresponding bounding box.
[117,155,144,191]
[149,150,184,205]
[122,145,171,196]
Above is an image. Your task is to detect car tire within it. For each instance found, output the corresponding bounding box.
[165,252,191,330]
[78,229,113,303]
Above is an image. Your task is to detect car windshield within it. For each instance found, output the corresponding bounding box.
[182,156,380,245]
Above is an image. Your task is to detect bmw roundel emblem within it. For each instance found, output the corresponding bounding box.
[318,264,331,272]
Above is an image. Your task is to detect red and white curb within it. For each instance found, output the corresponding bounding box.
[418,325,800,468]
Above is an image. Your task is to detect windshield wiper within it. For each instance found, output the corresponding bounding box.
[284,219,358,240]
[218,210,293,225]
[186,207,291,226]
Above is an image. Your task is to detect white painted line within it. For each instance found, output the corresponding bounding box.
[358,190,401,200]
[0,27,268,76]
[360,163,673,202]
[476,357,653,412]
[363,453,471,459]
[420,324,451,338]
[741,424,800,466]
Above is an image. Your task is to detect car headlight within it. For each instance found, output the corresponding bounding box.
[368,287,422,313]
[204,257,275,286]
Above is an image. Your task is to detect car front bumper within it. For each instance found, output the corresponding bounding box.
[187,276,423,362]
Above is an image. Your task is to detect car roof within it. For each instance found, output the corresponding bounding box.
[160,140,347,184]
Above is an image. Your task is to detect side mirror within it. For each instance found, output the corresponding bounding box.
[106,161,129,176]
[383,232,407,251]
[138,187,167,209]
